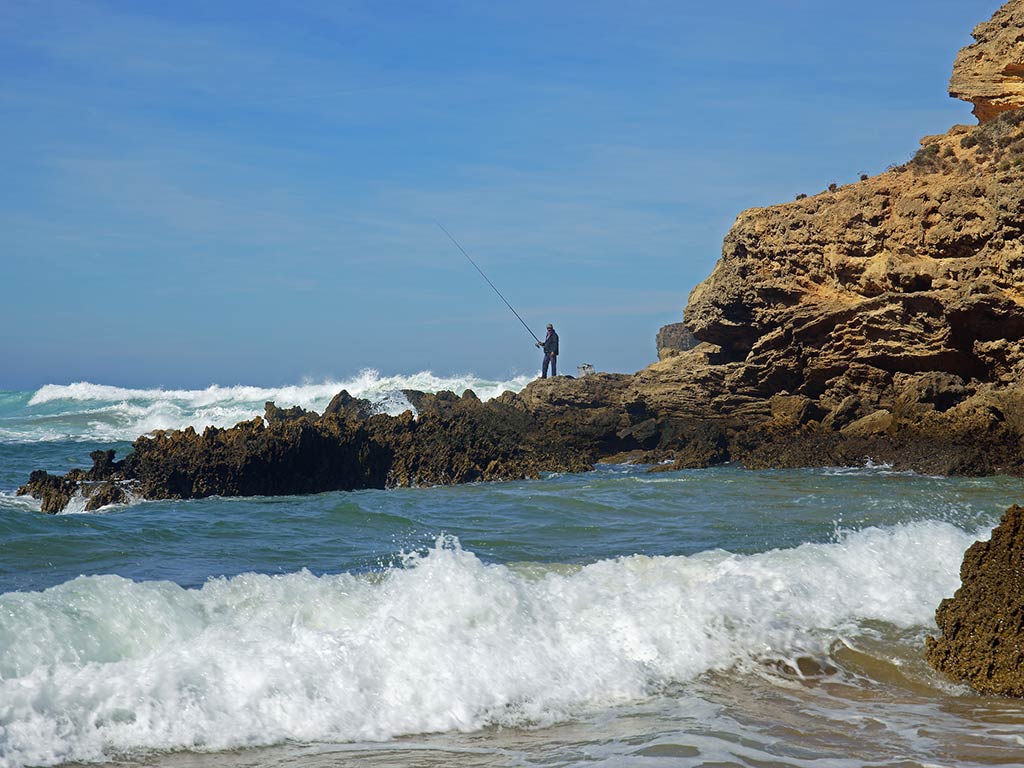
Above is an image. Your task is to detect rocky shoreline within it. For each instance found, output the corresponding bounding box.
[18,360,1024,514]
[16,0,1024,700]
[24,4,1024,508]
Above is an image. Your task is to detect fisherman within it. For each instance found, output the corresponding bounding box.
[536,323,559,378]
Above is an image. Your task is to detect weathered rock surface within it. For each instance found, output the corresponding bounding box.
[665,0,1024,422]
[18,385,648,512]
[950,0,1024,123]
[19,1,1024,515]
[656,322,699,360]
[926,505,1024,696]
[17,450,132,513]
[677,110,1024,419]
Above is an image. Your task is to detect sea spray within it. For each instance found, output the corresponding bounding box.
[0,522,978,768]
[2,371,532,444]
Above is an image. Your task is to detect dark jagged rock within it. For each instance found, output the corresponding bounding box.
[86,449,122,480]
[322,390,375,420]
[18,2,1024,515]
[17,470,80,514]
[926,505,1024,696]
[17,451,130,513]
[84,481,128,511]
[25,359,1024,513]
[264,401,315,423]
[124,417,392,499]
[369,391,590,487]
[17,384,611,511]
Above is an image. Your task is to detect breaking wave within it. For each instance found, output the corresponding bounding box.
[0,371,532,443]
[0,521,977,767]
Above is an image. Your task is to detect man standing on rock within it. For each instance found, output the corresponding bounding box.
[537,323,559,378]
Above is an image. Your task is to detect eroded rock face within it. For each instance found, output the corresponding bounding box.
[950,0,1024,123]
[622,4,1024,474]
[656,322,699,360]
[926,506,1024,696]
[659,1,1024,421]
[655,109,1024,430]
[19,3,1024,514]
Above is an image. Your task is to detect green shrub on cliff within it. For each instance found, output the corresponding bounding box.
[910,143,943,173]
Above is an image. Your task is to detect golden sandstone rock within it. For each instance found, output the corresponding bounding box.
[950,0,1024,123]
[639,0,1024,446]
[20,2,1024,517]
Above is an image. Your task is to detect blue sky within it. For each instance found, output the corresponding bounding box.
[0,0,998,389]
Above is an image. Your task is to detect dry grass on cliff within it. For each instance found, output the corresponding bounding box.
[960,108,1024,169]
[898,109,1024,177]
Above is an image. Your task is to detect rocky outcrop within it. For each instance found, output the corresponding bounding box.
[19,470,80,514]
[18,384,654,513]
[926,506,1024,696]
[950,0,1024,123]
[20,2,1024,513]
[635,2,1024,429]
[676,109,1024,417]
[655,323,699,360]
[17,450,131,513]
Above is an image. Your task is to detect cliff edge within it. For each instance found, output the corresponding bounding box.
[20,2,1024,514]
[950,1,1024,123]
[636,0,1024,473]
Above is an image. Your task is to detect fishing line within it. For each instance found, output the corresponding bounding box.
[437,222,542,345]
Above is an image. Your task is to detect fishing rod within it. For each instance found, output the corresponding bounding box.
[436,222,542,346]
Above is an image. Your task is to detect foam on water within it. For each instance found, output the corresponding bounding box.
[3,371,532,444]
[0,521,979,768]
[0,492,39,514]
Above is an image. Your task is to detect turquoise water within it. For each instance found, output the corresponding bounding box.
[3,378,1024,768]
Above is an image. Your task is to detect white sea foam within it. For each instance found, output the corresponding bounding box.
[8,371,532,443]
[0,491,40,513]
[0,521,977,768]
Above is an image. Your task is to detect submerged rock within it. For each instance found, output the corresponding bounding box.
[926,505,1024,696]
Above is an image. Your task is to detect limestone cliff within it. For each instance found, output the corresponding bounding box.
[950,0,1024,123]
[677,114,1024,412]
[20,1,1024,508]
[630,0,1024,459]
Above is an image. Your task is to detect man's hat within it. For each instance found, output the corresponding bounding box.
[547,324,553,328]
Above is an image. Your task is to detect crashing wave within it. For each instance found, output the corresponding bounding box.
[0,522,978,767]
[4,370,532,443]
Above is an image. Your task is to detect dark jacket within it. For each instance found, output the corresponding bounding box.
[542,329,559,355]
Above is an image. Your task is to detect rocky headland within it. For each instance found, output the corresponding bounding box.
[15,0,1024,699]
[20,0,1024,514]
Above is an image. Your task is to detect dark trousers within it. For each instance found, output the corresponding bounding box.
[542,352,557,378]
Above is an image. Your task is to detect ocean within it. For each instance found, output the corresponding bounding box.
[2,372,1024,768]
